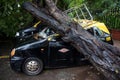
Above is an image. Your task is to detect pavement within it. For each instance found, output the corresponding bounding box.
[114,40,120,48]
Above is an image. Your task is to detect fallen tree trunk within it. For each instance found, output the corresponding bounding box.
[23,1,120,80]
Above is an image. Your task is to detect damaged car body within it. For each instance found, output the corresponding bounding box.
[10,3,114,76]
[10,18,113,76]
[10,26,86,76]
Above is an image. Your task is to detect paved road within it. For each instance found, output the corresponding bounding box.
[0,40,119,80]
[0,58,105,80]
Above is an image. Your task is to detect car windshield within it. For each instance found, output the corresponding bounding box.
[33,27,56,40]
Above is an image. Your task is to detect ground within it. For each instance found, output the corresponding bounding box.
[0,40,120,80]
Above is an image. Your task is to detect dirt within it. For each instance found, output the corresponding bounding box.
[0,40,120,80]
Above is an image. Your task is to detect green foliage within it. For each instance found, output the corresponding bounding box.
[0,0,119,38]
[57,0,84,10]
[97,7,120,29]
[68,0,84,8]
[0,0,33,37]
[0,0,84,37]
[85,0,120,29]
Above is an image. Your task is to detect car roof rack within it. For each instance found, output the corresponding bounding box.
[64,4,93,21]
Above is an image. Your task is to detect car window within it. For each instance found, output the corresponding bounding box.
[33,27,57,40]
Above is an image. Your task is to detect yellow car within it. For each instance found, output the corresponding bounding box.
[64,4,113,45]
[74,19,113,45]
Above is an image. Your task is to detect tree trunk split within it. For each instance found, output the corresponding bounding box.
[23,1,120,80]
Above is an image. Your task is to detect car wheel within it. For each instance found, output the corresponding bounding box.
[22,57,43,76]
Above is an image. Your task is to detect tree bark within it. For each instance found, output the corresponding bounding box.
[23,1,120,80]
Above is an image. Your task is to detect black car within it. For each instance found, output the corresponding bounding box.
[10,27,86,76]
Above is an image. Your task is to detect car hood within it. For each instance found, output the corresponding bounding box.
[15,27,38,38]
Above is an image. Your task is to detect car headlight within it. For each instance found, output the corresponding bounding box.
[10,48,16,57]
[15,32,20,37]
[106,36,111,41]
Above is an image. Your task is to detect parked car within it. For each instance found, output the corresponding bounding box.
[10,27,86,75]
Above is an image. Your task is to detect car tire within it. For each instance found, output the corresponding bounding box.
[22,57,43,76]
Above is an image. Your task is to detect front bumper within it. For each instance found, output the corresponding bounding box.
[100,36,113,45]
[10,56,24,72]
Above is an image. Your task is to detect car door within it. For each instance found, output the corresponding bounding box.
[48,37,74,67]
